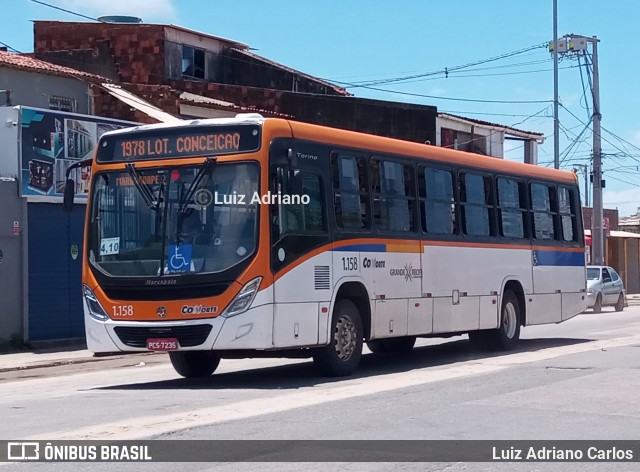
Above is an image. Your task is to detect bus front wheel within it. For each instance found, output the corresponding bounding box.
[169,351,221,378]
[313,299,363,376]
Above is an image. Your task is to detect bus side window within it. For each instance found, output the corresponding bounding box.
[370,158,415,232]
[460,172,492,237]
[497,177,526,239]
[530,183,556,240]
[420,166,456,235]
[558,186,576,242]
[332,154,369,230]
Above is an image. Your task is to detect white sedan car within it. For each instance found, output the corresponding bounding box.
[586,265,625,313]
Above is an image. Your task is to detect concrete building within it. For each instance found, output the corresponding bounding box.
[0,51,140,344]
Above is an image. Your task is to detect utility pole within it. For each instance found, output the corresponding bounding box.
[553,0,560,169]
[549,34,603,264]
[590,36,604,265]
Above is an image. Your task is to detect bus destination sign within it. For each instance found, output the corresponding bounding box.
[97,124,261,162]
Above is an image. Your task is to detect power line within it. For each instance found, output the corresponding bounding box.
[560,103,640,167]
[605,174,640,187]
[0,40,22,54]
[29,0,103,22]
[440,109,551,118]
[577,53,591,122]
[338,83,554,104]
[344,42,548,88]
[375,64,581,85]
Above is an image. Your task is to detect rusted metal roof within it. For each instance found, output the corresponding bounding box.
[102,83,180,123]
[179,91,293,118]
[0,51,108,82]
[232,48,350,96]
[439,112,544,140]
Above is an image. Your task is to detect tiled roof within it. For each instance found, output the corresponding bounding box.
[0,51,108,82]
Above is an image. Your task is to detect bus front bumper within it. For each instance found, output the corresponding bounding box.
[84,303,275,353]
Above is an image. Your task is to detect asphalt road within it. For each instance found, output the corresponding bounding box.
[2,304,640,471]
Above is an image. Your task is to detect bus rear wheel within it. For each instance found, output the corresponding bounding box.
[169,351,221,378]
[313,299,363,377]
[471,290,521,351]
[367,336,416,354]
[492,290,521,350]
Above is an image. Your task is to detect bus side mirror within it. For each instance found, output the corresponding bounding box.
[63,179,75,213]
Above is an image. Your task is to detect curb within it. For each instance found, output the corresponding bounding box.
[0,352,159,374]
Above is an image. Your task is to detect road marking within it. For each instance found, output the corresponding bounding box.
[31,333,640,441]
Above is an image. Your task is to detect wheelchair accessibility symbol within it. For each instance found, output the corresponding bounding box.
[168,244,193,273]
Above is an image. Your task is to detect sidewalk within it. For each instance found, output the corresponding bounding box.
[0,347,151,373]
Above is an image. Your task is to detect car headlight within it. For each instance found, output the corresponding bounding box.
[223,277,262,318]
[83,284,110,321]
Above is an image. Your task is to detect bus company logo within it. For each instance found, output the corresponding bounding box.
[7,442,39,461]
[362,257,386,269]
[390,263,422,282]
[181,304,218,315]
[156,306,167,318]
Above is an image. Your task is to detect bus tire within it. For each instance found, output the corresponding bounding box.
[593,294,602,314]
[490,290,521,351]
[367,336,416,354]
[313,299,363,376]
[169,351,221,378]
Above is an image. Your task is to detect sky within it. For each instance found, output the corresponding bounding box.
[3,0,640,216]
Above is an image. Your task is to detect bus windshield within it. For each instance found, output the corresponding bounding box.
[88,162,259,278]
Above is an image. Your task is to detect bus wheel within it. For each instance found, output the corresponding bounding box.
[490,290,521,351]
[169,351,221,378]
[593,294,602,313]
[367,336,416,354]
[313,299,363,376]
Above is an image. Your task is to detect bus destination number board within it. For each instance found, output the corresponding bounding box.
[97,125,261,162]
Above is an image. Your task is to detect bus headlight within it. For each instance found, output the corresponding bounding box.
[83,285,110,321]
[223,277,262,317]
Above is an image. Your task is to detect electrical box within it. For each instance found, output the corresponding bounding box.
[568,37,588,51]
[548,39,568,53]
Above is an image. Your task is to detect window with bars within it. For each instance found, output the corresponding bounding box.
[48,95,77,113]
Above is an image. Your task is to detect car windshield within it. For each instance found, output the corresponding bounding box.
[88,162,259,278]
[586,267,601,280]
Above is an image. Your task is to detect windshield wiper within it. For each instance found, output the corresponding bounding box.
[177,157,216,214]
[125,163,158,210]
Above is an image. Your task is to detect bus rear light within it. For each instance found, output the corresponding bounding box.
[223,277,262,318]
[83,285,109,322]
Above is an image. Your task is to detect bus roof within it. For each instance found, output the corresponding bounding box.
[281,119,577,185]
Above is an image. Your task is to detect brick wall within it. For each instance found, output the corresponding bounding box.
[34,22,166,85]
[582,207,619,232]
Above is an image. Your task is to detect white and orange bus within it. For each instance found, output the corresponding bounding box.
[64,114,587,378]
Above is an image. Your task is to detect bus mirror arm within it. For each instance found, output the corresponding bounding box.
[62,158,92,214]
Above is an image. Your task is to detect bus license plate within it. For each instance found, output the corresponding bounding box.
[147,338,178,351]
